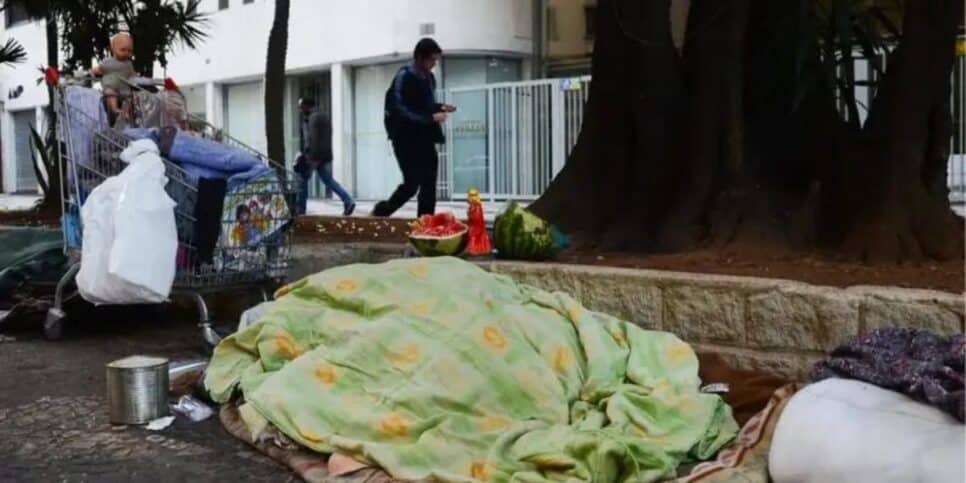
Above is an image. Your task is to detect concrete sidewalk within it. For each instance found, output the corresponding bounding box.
[0,195,40,212]
[0,308,288,483]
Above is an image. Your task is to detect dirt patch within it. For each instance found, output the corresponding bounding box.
[0,208,60,227]
[5,212,958,293]
[294,216,412,244]
[295,216,964,293]
[557,250,964,293]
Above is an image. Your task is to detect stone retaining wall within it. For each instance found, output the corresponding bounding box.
[293,243,965,380]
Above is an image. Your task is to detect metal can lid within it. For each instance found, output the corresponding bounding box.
[107,355,169,369]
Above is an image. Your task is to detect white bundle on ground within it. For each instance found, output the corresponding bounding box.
[769,378,965,483]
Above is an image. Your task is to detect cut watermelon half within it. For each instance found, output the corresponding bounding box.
[408,212,469,256]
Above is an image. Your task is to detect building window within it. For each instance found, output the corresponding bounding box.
[5,3,35,28]
[584,5,596,40]
[218,0,229,10]
[243,0,254,4]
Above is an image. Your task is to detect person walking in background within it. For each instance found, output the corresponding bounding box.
[372,38,455,217]
[295,98,355,216]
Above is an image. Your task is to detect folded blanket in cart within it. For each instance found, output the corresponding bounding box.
[124,127,272,190]
[60,86,110,194]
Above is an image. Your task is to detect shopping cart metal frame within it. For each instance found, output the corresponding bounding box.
[44,77,299,344]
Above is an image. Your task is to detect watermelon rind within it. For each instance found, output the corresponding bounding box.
[408,229,469,257]
[493,202,557,260]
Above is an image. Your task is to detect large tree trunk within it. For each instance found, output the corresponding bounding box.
[264,0,291,167]
[831,0,964,262]
[531,0,964,262]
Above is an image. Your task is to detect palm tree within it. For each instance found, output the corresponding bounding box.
[46,0,208,75]
[0,0,209,215]
[118,0,209,77]
[264,0,291,167]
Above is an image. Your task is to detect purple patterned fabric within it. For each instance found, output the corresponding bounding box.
[811,327,965,422]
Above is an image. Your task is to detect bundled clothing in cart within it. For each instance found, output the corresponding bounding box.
[124,126,292,252]
[55,79,295,299]
[124,126,272,189]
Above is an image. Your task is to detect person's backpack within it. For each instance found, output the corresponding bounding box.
[383,85,395,140]
[383,67,406,140]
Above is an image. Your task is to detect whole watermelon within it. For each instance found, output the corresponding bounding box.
[493,202,560,260]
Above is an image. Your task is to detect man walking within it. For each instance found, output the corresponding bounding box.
[295,98,355,216]
[373,38,455,217]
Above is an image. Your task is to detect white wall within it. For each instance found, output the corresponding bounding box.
[163,0,534,86]
[0,1,536,193]
[0,20,49,193]
[0,20,49,110]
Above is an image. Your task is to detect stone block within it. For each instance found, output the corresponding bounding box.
[746,287,859,351]
[861,298,964,335]
[664,285,745,344]
[695,344,820,381]
[290,243,404,280]
[577,272,663,330]
[486,263,584,299]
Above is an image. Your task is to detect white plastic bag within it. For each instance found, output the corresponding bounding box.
[109,140,178,297]
[76,139,177,304]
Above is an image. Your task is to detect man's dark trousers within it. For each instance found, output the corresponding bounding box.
[373,137,438,217]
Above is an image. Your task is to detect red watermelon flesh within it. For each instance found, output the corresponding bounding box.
[411,212,467,236]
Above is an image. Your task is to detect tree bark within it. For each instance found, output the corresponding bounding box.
[264,0,291,167]
[531,0,964,262]
[832,0,965,262]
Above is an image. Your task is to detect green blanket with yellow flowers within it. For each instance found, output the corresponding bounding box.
[206,257,737,482]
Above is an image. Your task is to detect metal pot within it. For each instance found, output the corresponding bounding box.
[106,355,170,425]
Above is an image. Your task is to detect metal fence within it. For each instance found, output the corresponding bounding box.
[437,76,590,201]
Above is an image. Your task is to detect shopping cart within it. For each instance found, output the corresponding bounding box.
[44,76,299,344]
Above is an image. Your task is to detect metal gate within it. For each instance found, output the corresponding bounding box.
[438,76,590,201]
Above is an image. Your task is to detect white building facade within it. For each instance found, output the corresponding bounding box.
[0,0,538,198]
[0,13,49,195]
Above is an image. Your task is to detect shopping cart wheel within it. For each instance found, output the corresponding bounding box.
[43,263,80,341]
[43,308,66,340]
[192,292,223,350]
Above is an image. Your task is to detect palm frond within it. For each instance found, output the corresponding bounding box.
[0,37,27,66]
[168,0,210,49]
